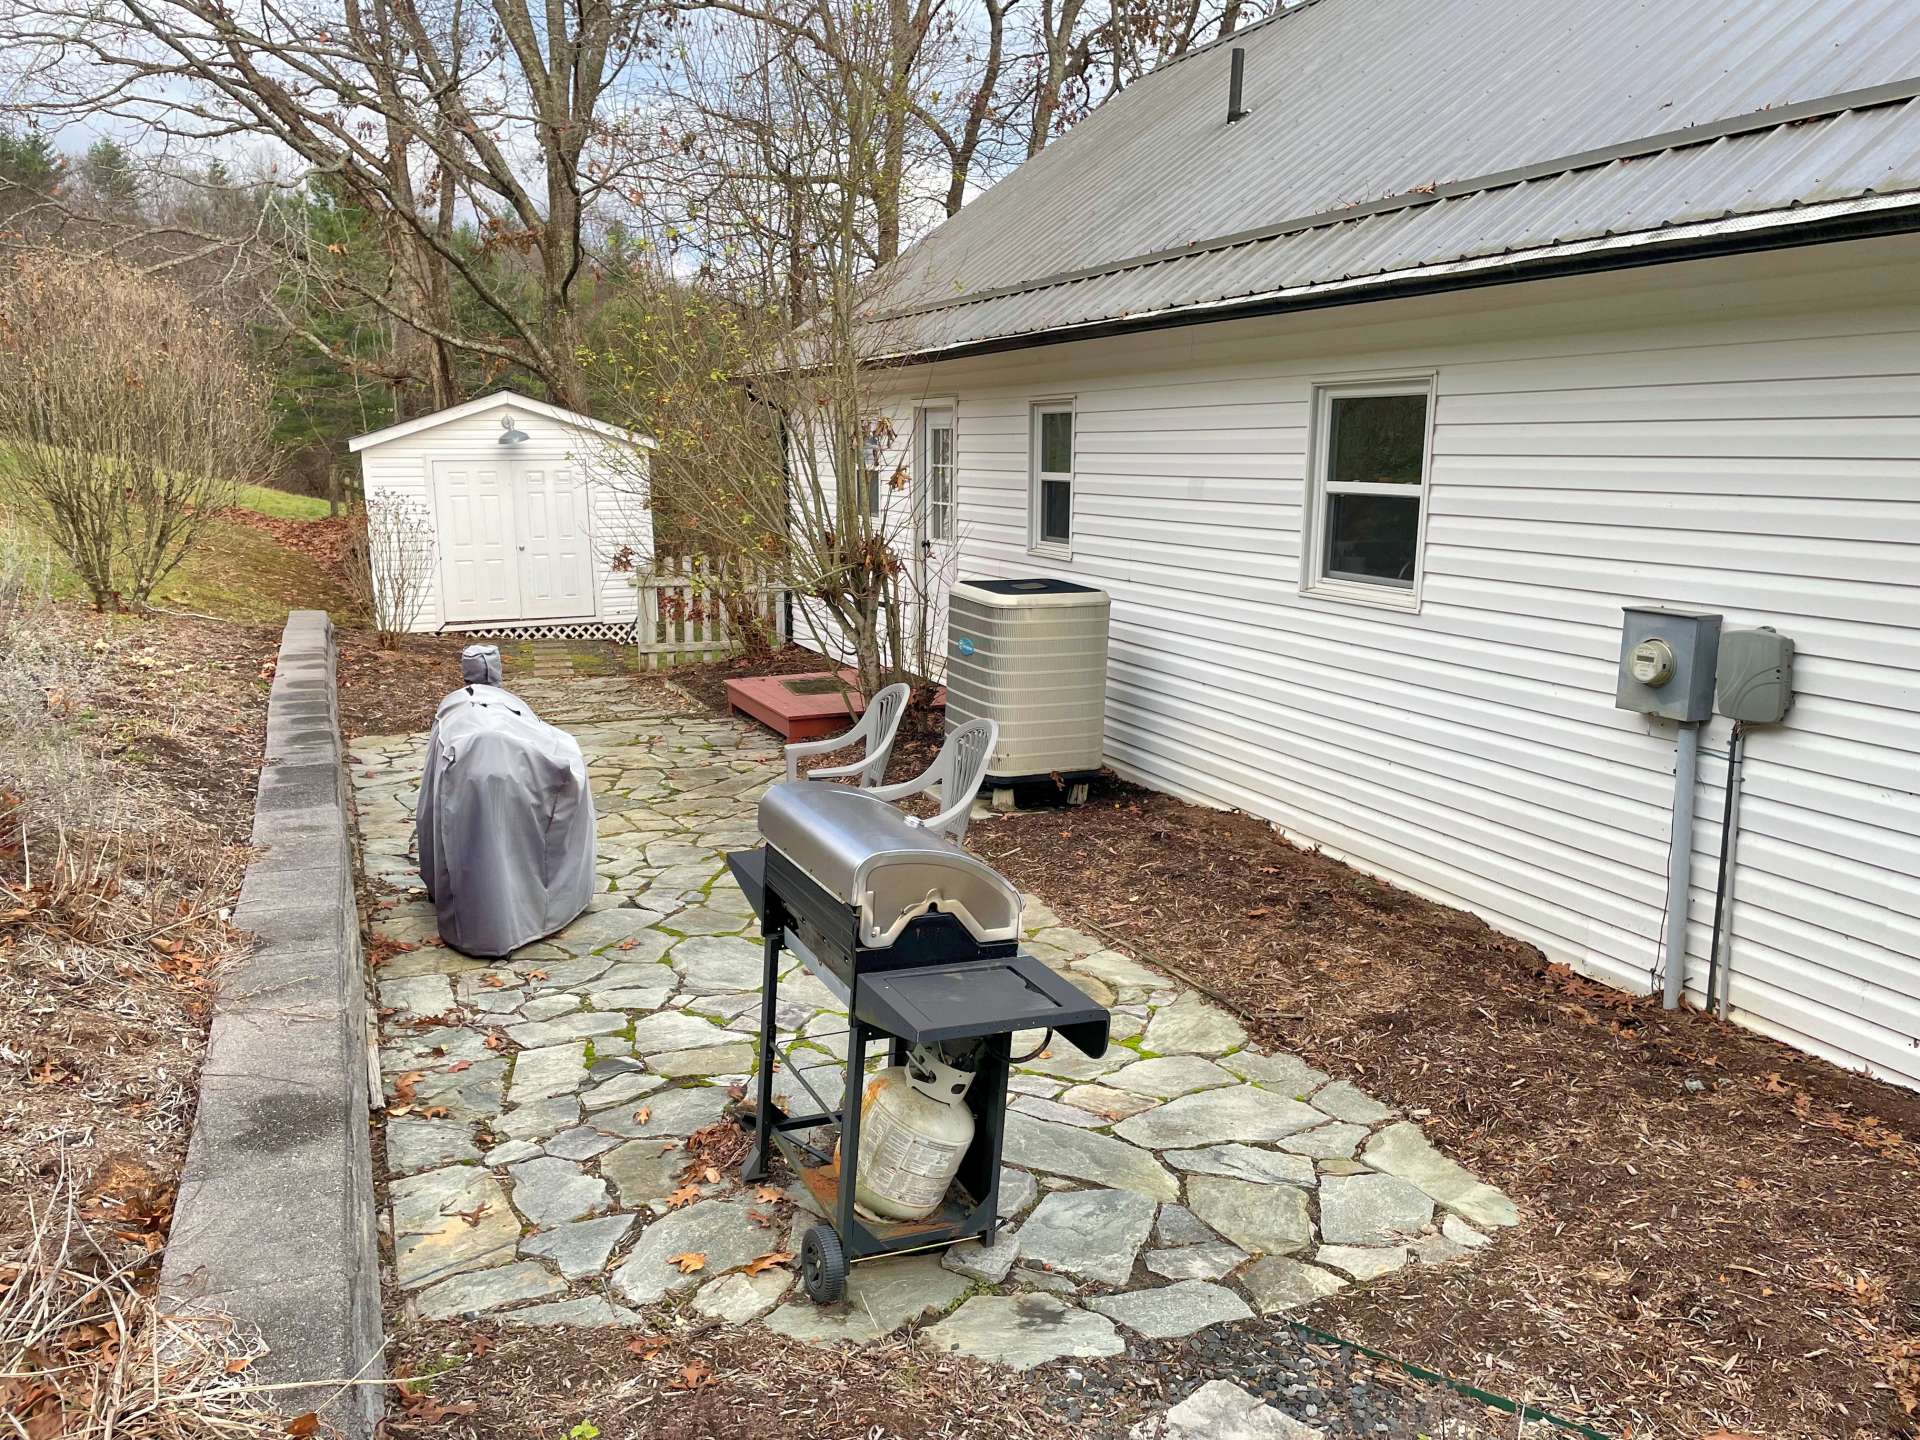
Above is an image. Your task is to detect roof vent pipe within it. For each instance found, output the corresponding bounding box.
[1227,47,1248,123]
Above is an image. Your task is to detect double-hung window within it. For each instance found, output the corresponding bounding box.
[1030,402,1074,551]
[1305,380,1434,605]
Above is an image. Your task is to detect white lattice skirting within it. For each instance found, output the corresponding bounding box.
[440,620,639,643]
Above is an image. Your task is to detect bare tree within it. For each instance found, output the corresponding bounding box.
[0,251,274,611]
[0,0,661,410]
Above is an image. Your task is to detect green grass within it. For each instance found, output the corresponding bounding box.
[2,507,360,624]
[231,482,332,521]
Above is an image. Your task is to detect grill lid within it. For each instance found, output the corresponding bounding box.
[757,782,1021,948]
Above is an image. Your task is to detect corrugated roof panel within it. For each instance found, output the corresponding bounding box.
[866,0,1920,355]
[866,98,1920,356]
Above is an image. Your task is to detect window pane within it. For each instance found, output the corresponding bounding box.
[864,469,881,516]
[1041,478,1072,544]
[1328,393,1427,486]
[930,462,951,541]
[1325,493,1419,586]
[1039,410,1072,474]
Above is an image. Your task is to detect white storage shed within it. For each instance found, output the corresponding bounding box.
[349,393,651,639]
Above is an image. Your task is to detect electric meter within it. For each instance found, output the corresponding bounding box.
[1628,638,1675,687]
[1615,608,1720,722]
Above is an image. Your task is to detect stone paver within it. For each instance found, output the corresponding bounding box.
[924,1294,1125,1370]
[1018,1187,1157,1285]
[1316,1173,1435,1247]
[351,662,1513,1360]
[1134,1380,1326,1439]
[1089,1279,1252,1338]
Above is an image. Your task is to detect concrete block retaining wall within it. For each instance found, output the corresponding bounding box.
[160,610,383,1435]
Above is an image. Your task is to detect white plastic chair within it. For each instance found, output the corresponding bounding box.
[868,718,999,843]
[783,681,911,788]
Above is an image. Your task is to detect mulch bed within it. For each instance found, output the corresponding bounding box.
[385,1320,1063,1440]
[964,775,1920,1440]
[337,630,472,739]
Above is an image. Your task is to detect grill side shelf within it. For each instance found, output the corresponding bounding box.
[855,955,1111,1055]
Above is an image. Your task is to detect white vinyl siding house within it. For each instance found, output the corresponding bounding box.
[796,0,1920,1087]
[350,393,652,637]
[860,238,1920,1090]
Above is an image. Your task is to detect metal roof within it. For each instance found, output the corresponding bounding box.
[865,0,1920,359]
[348,392,648,452]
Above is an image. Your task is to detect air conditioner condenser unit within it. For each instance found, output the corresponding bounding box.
[944,578,1109,802]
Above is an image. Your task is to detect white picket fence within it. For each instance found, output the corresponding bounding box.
[633,555,788,670]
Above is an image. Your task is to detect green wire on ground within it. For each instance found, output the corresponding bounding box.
[1288,1321,1615,1439]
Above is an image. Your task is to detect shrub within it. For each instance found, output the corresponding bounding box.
[341,492,437,646]
[0,251,275,610]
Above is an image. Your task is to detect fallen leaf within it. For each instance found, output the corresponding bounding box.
[747,1209,774,1227]
[422,1105,451,1120]
[480,974,507,989]
[673,1358,715,1389]
[625,1335,666,1359]
[526,969,549,981]
[743,1251,792,1275]
[617,937,640,951]
[753,1185,782,1203]
[225,1356,253,1374]
[469,1333,493,1358]
[484,1032,507,1051]
[666,1184,702,1209]
[286,1416,320,1438]
[445,1059,472,1073]
[392,1072,424,1103]
[702,1165,720,1184]
[633,1106,651,1125]
[669,1251,706,1274]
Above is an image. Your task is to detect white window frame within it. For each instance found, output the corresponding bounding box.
[1300,375,1436,612]
[916,399,958,544]
[1029,399,1075,556]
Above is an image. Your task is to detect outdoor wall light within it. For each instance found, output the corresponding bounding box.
[498,413,529,445]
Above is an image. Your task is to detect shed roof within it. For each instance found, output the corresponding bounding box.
[864,0,1920,360]
[347,392,646,453]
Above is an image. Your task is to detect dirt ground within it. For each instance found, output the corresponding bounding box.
[1,607,279,1434]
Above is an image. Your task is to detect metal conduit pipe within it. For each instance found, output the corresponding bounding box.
[1705,724,1748,1020]
[1661,720,1702,1010]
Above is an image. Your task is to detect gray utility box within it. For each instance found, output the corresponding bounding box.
[1717,626,1795,724]
[1615,607,1721,723]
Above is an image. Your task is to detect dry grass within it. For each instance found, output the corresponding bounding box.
[0,1155,291,1440]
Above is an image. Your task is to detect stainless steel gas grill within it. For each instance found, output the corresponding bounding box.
[728,781,1110,1303]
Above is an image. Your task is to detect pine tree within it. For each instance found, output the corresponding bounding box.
[79,139,141,217]
[0,127,59,189]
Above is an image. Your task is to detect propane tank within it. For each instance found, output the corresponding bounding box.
[852,1041,979,1222]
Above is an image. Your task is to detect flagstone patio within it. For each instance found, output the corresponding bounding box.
[349,673,1518,1371]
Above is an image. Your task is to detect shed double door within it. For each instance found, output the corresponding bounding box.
[434,457,594,623]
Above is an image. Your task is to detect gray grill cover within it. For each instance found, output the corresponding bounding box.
[461,643,503,686]
[416,682,597,958]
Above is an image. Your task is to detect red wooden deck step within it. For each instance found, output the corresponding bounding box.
[725,671,865,741]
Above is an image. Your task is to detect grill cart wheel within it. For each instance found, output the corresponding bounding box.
[801,1224,847,1304]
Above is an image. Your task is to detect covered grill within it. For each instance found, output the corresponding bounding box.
[729,781,1109,1302]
